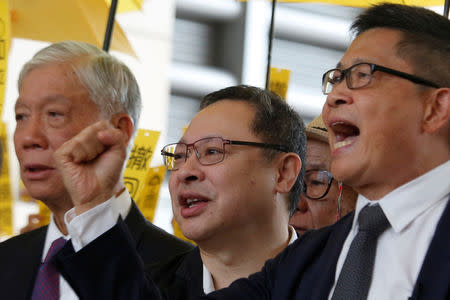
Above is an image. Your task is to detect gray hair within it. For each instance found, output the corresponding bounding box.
[18,41,141,135]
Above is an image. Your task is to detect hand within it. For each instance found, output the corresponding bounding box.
[54,121,128,215]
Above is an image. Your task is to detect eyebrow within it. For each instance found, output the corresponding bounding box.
[306,162,328,172]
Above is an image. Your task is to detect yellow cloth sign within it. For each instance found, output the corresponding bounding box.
[269,67,290,100]
[0,0,10,117]
[238,0,444,7]
[0,122,12,237]
[124,129,160,200]
[135,165,165,222]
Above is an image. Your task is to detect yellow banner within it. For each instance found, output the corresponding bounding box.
[269,67,290,100]
[0,0,10,116]
[0,122,12,237]
[135,165,165,222]
[238,0,444,7]
[124,129,160,200]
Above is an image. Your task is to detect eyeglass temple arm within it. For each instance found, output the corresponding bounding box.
[161,150,176,157]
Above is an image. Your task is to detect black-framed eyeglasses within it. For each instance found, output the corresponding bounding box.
[161,136,288,171]
[322,62,440,95]
[303,170,334,200]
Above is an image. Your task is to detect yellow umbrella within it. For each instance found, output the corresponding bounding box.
[105,0,144,13]
[272,0,444,6]
[10,0,135,56]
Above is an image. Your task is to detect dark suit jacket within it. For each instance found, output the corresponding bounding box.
[203,198,450,300]
[148,247,204,300]
[52,198,450,300]
[0,201,193,300]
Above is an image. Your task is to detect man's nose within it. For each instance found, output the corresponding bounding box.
[175,148,204,183]
[297,194,310,213]
[18,117,48,150]
[324,79,354,108]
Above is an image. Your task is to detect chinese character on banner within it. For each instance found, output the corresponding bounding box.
[269,67,290,100]
[135,165,166,222]
[123,129,160,199]
[0,122,12,238]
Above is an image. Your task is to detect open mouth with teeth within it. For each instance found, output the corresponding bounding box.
[179,196,210,218]
[330,121,360,150]
[185,198,208,208]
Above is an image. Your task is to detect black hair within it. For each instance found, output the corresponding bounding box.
[201,85,306,215]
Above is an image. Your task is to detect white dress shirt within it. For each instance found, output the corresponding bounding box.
[203,225,298,294]
[328,160,450,300]
[43,189,132,300]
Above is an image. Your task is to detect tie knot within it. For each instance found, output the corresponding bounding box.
[357,204,390,236]
[44,237,66,263]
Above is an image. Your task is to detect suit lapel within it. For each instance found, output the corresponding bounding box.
[7,226,48,299]
[410,197,450,300]
[123,200,146,247]
[174,247,204,299]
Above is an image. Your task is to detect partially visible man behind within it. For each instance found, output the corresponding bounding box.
[290,115,357,235]
[0,41,192,300]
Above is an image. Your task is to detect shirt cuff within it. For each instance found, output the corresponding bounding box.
[65,197,117,252]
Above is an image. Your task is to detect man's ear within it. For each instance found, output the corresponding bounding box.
[422,88,449,134]
[275,153,302,194]
[110,113,134,147]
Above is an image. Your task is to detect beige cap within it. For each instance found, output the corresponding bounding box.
[305,114,328,143]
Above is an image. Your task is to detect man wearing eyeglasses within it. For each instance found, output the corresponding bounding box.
[289,115,357,235]
[50,85,305,299]
[148,85,304,299]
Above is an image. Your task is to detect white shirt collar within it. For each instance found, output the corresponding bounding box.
[41,215,68,262]
[202,225,297,294]
[352,160,450,233]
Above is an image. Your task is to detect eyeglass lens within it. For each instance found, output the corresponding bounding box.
[162,137,226,170]
[322,63,372,95]
[304,170,333,199]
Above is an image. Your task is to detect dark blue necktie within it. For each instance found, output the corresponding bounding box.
[31,237,66,300]
[331,204,390,300]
